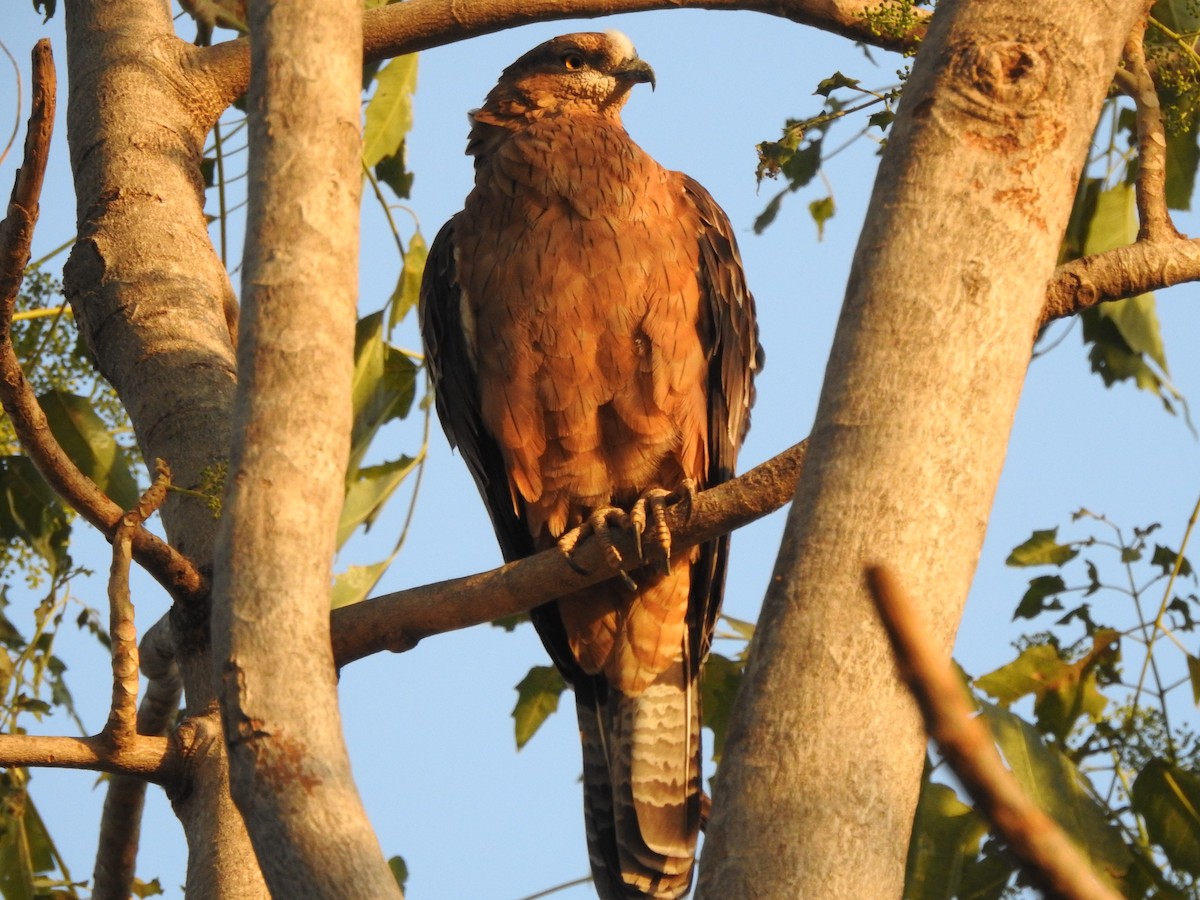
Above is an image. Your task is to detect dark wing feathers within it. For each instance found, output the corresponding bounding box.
[681,174,761,658]
[419,216,535,564]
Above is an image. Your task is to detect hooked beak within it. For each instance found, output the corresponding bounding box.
[613,57,656,91]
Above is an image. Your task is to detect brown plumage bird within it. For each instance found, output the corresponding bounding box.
[419,31,760,898]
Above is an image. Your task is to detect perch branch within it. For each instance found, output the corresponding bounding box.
[0,41,207,608]
[196,0,927,109]
[332,438,807,665]
[865,565,1123,900]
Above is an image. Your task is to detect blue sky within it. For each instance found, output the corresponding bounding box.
[3,6,1200,898]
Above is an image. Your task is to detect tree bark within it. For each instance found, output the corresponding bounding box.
[59,0,264,896]
[698,1,1146,897]
[209,0,401,895]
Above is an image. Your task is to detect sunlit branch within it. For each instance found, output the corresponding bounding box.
[1116,14,1179,242]
[196,0,928,111]
[0,41,208,608]
[93,614,183,900]
[865,566,1123,900]
[333,438,807,665]
[1043,236,1200,325]
[0,733,175,782]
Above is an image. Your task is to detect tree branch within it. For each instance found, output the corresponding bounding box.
[195,0,926,108]
[0,42,208,608]
[1043,236,1200,325]
[865,565,1123,900]
[332,439,808,666]
[1116,12,1179,243]
[93,615,183,900]
[0,733,174,781]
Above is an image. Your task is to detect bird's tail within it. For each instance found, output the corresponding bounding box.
[578,656,701,899]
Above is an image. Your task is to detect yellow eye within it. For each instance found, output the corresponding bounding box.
[562,54,583,71]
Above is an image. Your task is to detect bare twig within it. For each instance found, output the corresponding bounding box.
[0,41,208,608]
[105,463,172,744]
[865,565,1123,900]
[333,439,807,665]
[92,616,182,900]
[1116,15,1180,243]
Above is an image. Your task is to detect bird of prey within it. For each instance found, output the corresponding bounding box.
[419,30,760,899]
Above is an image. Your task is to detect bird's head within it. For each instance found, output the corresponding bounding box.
[480,30,656,120]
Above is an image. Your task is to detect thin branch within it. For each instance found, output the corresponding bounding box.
[1042,236,1200,325]
[92,615,182,900]
[195,0,928,110]
[105,463,172,744]
[332,439,807,666]
[0,41,208,608]
[0,733,174,781]
[865,565,1123,900]
[1116,13,1180,243]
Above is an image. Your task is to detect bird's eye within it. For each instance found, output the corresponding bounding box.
[562,53,583,71]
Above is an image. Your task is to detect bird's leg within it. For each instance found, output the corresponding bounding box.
[628,480,698,574]
[559,507,639,590]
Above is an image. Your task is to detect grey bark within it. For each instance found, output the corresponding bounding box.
[698,1,1146,897]
[208,0,401,895]
[60,0,265,896]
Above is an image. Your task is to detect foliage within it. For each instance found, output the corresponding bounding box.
[905,508,1200,898]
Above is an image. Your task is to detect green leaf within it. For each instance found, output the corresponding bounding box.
[1165,113,1200,211]
[1153,0,1200,34]
[1188,654,1200,705]
[814,71,860,97]
[1059,176,1100,264]
[753,189,787,234]
[338,456,418,548]
[1151,543,1193,578]
[979,703,1133,888]
[1083,184,1135,256]
[905,773,987,900]
[330,559,392,609]
[0,773,58,900]
[512,665,566,750]
[363,55,418,169]
[808,196,835,240]
[389,230,427,330]
[701,652,743,763]
[868,108,895,131]
[1005,528,1078,567]
[1132,758,1200,876]
[0,457,71,575]
[975,633,1117,740]
[491,612,528,632]
[348,313,418,478]
[132,877,165,897]
[1013,574,1067,620]
[38,390,140,510]
[387,855,409,892]
[374,143,414,200]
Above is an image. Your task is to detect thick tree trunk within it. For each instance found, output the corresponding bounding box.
[209,0,401,895]
[60,1,266,898]
[698,1,1146,896]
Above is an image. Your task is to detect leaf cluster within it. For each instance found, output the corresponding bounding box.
[908,510,1200,898]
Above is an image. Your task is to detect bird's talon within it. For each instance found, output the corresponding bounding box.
[618,570,638,591]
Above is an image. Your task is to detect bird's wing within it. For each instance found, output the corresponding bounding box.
[418,215,536,564]
[681,173,761,660]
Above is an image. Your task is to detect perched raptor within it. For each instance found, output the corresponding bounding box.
[419,30,760,899]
